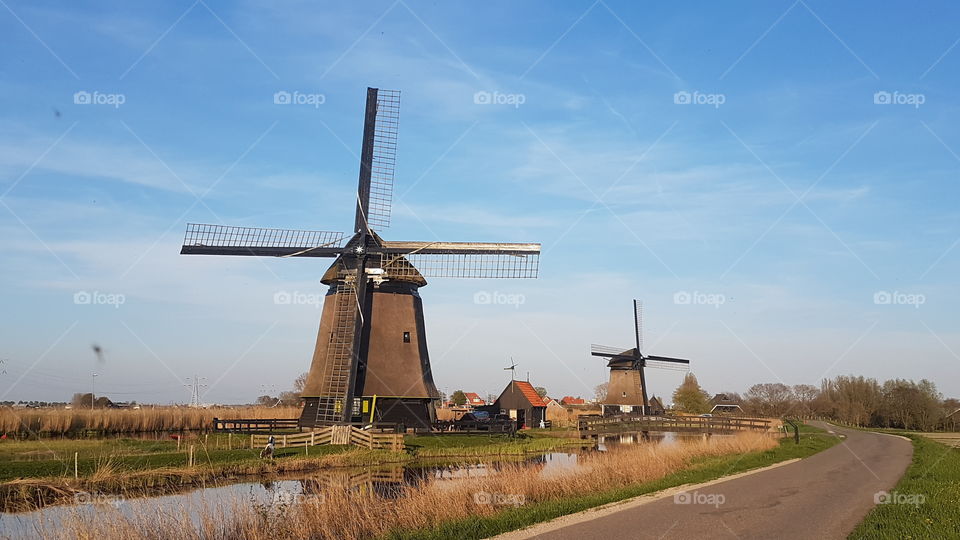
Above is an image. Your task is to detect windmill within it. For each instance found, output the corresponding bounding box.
[181,88,540,428]
[591,300,690,416]
[503,358,518,380]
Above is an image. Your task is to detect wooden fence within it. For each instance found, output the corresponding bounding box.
[251,425,404,451]
[578,415,773,437]
[213,417,301,433]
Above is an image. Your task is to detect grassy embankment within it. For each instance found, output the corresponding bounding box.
[851,430,960,539]
[52,429,832,540]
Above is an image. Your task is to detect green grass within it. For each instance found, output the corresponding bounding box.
[383,427,840,540]
[403,433,585,458]
[851,432,960,539]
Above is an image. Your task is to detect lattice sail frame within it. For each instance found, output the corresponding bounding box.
[367,89,400,230]
[382,252,539,279]
[183,224,346,249]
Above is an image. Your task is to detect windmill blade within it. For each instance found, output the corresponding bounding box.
[181,224,346,257]
[634,299,643,352]
[645,354,691,364]
[590,344,635,357]
[381,240,540,255]
[378,240,540,279]
[645,360,691,372]
[365,89,400,230]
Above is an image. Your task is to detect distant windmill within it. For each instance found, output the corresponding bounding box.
[180,88,540,428]
[591,300,691,415]
[504,358,518,381]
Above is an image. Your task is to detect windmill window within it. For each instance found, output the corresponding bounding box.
[622,392,627,398]
[403,332,410,343]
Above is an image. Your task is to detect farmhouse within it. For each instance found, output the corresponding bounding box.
[490,380,547,429]
[709,393,743,415]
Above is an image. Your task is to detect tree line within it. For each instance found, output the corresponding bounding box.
[672,373,957,431]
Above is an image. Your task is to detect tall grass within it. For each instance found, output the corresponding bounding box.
[1,406,300,436]
[55,432,778,540]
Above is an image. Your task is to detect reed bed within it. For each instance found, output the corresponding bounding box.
[1,406,300,436]
[51,432,778,540]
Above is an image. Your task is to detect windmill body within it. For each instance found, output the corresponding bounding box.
[181,88,540,428]
[591,300,691,416]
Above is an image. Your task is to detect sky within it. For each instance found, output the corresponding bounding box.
[2,1,959,405]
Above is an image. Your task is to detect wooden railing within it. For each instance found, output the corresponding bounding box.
[213,418,301,433]
[578,415,773,436]
[251,425,404,451]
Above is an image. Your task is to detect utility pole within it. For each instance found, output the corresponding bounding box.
[91,373,97,410]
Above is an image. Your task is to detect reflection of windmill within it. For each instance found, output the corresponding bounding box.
[504,358,518,381]
[591,300,690,415]
[181,88,540,428]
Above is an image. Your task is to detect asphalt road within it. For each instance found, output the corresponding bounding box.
[509,422,913,540]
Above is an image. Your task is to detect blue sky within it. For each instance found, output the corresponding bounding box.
[2,1,959,404]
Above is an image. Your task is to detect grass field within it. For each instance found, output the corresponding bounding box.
[851,432,960,539]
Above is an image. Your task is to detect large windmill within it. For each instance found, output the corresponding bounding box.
[181,88,540,428]
[591,300,690,416]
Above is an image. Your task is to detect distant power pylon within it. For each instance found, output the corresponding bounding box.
[184,375,207,408]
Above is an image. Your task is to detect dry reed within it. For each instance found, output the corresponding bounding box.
[53,432,778,540]
[1,406,300,436]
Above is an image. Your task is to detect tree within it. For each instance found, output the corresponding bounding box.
[672,373,710,413]
[594,382,609,402]
[792,384,819,415]
[256,395,277,407]
[745,383,794,417]
[293,372,308,394]
[534,386,548,398]
[451,390,467,406]
[278,391,300,406]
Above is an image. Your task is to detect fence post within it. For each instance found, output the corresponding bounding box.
[283,435,287,448]
[74,452,78,479]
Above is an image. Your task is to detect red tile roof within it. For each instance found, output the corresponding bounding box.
[560,396,585,405]
[513,381,547,407]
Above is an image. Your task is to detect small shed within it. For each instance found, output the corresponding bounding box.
[491,380,547,429]
[709,393,743,415]
[648,396,666,415]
